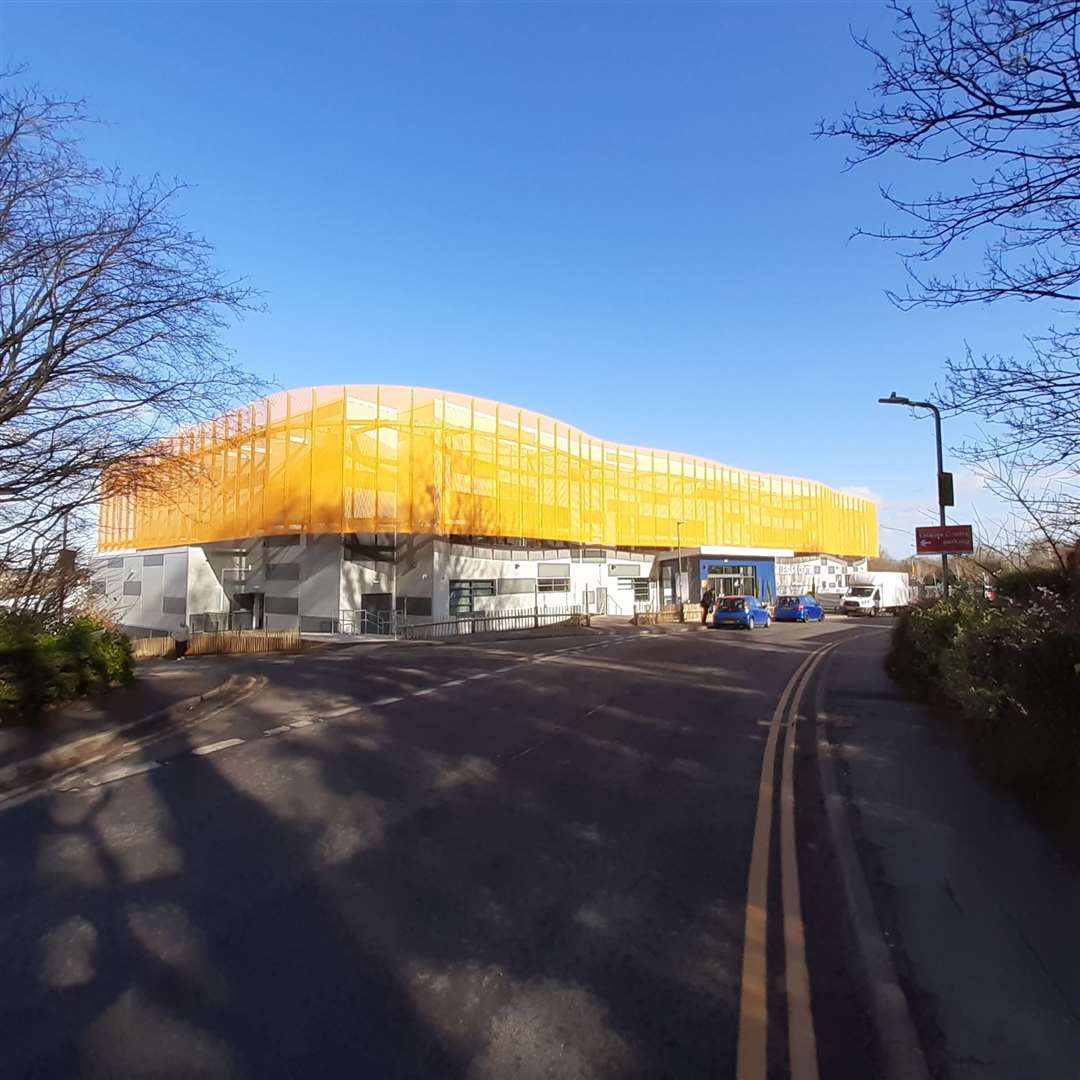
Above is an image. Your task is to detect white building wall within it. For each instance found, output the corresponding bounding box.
[187,546,229,621]
[775,555,870,597]
[433,543,654,619]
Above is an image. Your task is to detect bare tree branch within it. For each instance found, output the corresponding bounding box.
[0,74,266,616]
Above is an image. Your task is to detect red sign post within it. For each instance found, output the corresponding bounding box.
[915,525,974,555]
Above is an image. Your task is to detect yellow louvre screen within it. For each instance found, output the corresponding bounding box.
[98,385,878,557]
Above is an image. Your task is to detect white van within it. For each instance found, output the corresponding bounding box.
[840,572,912,616]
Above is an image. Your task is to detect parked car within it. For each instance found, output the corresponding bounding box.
[774,594,825,623]
[712,595,771,630]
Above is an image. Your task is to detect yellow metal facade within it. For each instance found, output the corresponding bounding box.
[99,385,878,556]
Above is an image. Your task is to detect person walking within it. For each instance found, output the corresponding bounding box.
[700,585,715,626]
[172,622,190,660]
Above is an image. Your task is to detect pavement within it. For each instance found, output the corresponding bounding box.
[825,632,1080,1080]
[0,656,247,772]
[0,617,1076,1078]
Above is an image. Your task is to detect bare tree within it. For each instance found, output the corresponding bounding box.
[0,76,263,615]
[821,1,1080,534]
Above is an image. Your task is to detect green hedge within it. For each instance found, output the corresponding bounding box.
[889,598,1080,806]
[0,614,134,721]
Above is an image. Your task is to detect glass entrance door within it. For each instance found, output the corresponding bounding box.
[709,571,756,597]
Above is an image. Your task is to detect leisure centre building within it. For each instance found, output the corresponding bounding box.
[94,385,878,634]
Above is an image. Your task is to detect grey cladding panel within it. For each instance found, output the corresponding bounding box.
[497,578,534,594]
[266,563,300,581]
[537,563,570,578]
[265,596,299,615]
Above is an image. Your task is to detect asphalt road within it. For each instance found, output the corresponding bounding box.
[0,617,892,1079]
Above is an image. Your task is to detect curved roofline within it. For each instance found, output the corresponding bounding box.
[257,384,876,506]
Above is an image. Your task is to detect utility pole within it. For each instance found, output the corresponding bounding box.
[675,520,686,609]
[57,510,71,623]
[878,393,952,599]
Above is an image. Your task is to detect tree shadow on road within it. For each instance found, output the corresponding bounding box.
[1,636,796,1077]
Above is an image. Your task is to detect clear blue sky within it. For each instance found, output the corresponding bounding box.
[3,1,1048,552]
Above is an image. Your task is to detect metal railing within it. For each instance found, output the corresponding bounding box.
[403,606,584,642]
[337,609,398,637]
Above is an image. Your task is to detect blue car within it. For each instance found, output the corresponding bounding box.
[774,594,825,623]
[712,595,771,630]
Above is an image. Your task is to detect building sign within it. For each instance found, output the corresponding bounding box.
[915,525,974,554]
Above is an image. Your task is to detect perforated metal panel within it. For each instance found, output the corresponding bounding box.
[99,386,878,557]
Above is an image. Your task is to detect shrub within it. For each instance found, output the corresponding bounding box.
[887,598,978,695]
[889,595,1080,812]
[995,567,1070,600]
[0,612,134,722]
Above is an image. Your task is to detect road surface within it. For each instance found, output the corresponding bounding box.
[0,618,893,1078]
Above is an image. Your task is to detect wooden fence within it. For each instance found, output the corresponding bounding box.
[131,630,304,660]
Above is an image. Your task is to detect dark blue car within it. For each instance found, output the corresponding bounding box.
[712,595,771,630]
[774,594,825,623]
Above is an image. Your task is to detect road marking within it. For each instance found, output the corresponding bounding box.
[263,724,291,736]
[780,646,837,1080]
[735,645,826,1080]
[412,687,436,696]
[442,679,465,687]
[191,737,246,756]
[289,719,314,729]
[88,761,162,786]
[467,673,491,680]
[493,666,515,674]
[372,695,403,706]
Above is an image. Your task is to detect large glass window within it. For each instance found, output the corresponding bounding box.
[449,579,495,615]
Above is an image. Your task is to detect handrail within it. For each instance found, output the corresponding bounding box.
[403,607,583,641]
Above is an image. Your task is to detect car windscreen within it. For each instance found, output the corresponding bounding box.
[777,597,800,608]
[717,598,747,611]
[849,586,875,597]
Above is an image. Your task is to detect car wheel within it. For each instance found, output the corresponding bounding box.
[745,617,754,630]
[819,612,826,622]
[764,615,771,628]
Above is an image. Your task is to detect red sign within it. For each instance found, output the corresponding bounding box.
[915,525,974,554]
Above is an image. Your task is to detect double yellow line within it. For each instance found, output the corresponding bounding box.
[736,643,837,1080]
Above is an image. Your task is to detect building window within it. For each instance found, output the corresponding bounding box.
[265,534,301,548]
[449,579,495,615]
[633,579,650,602]
[537,578,569,593]
[397,596,433,616]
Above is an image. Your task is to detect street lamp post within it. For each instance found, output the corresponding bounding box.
[675,520,687,607]
[878,392,951,599]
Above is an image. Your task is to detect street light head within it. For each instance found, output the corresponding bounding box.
[878,392,912,406]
